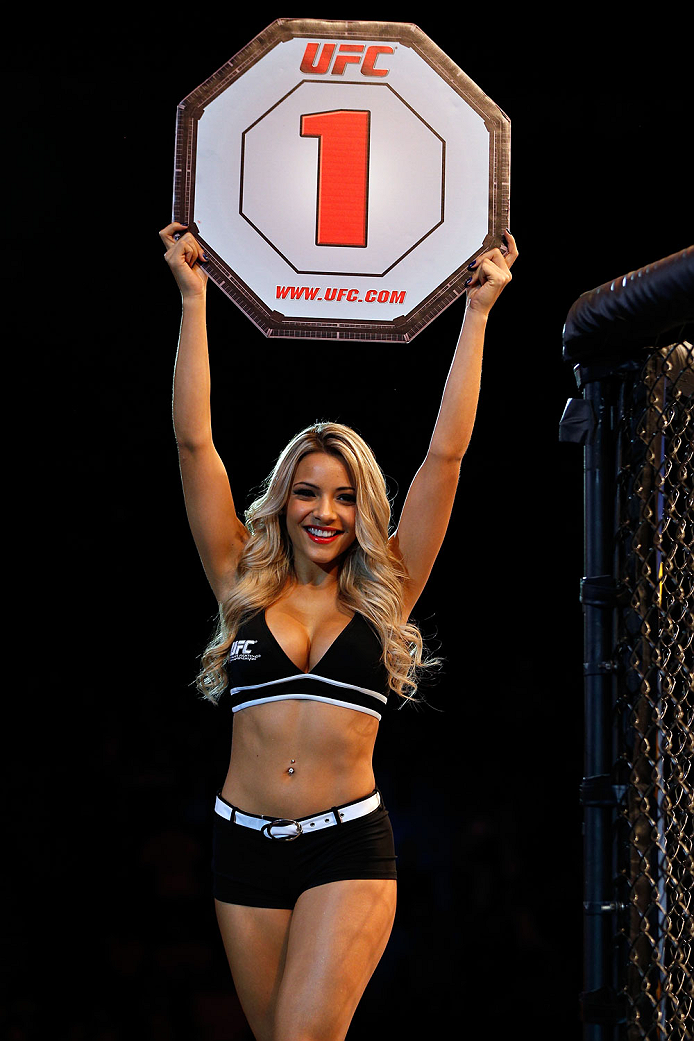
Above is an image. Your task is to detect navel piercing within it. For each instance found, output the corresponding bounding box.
[287,759,296,775]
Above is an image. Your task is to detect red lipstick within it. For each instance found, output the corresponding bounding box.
[305,526,341,543]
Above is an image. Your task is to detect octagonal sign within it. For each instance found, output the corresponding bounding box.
[173,19,510,342]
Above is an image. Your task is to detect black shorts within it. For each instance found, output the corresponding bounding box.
[212,793,397,909]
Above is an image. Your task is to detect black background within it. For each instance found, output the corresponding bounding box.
[10,7,691,1040]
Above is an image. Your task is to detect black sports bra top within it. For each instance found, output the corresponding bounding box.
[226,610,391,721]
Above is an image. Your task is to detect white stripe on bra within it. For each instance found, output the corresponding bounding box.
[231,690,383,720]
[229,671,388,705]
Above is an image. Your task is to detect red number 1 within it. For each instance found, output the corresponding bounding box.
[300,110,370,247]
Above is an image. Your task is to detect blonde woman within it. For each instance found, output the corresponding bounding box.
[159,220,517,1041]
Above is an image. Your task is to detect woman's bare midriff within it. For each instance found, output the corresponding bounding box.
[220,699,380,818]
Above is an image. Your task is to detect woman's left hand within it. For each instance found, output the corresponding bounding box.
[464,231,518,316]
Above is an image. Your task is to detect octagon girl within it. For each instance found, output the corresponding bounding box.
[160,221,517,1041]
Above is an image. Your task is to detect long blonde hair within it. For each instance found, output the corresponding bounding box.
[197,422,436,704]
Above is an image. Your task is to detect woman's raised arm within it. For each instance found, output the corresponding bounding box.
[391,233,518,618]
[160,222,248,601]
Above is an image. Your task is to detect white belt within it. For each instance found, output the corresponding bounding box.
[214,789,381,840]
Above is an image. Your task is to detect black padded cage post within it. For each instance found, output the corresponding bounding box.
[559,246,694,1041]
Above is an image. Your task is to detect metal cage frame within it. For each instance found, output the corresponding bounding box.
[560,246,694,1041]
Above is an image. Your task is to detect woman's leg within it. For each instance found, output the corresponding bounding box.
[274,878,397,1041]
[214,899,293,1041]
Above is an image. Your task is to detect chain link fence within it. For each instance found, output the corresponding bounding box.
[560,246,694,1041]
[614,339,693,1040]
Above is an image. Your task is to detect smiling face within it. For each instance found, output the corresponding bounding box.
[284,452,358,572]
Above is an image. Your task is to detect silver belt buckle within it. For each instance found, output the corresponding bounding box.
[261,818,303,841]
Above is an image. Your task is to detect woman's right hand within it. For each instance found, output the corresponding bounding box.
[159,221,208,301]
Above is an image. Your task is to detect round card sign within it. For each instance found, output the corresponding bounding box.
[173,19,510,342]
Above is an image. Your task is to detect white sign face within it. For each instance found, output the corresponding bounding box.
[174,19,510,341]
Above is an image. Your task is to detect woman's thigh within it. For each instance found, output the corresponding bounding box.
[275,878,397,1041]
[214,899,292,1041]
